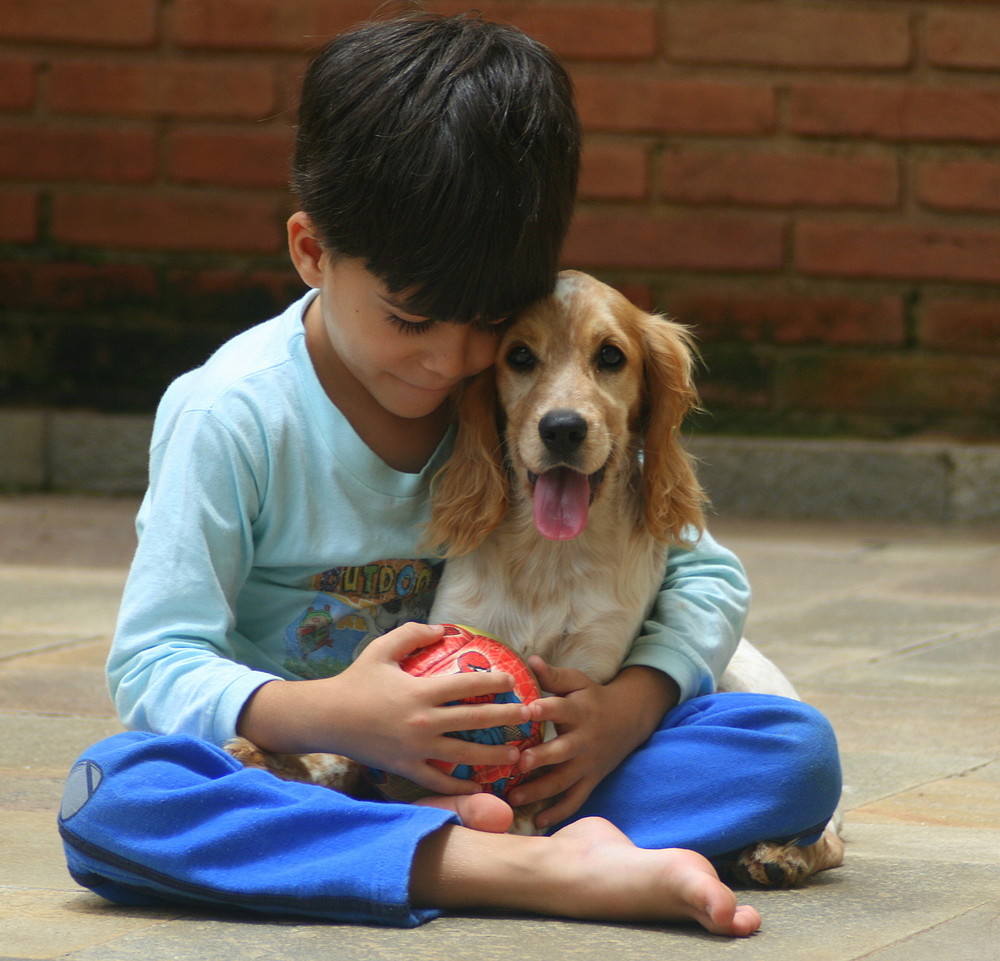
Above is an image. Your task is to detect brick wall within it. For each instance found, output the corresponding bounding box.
[2,0,999,437]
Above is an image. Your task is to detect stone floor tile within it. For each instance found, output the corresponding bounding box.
[0,495,139,569]
[797,627,1000,698]
[806,691,1000,757]
[2,810,86,890]
[836,750,994,811]
[0,889,178,960]
[844,821,1000,864]
[850,773,1000,828]
[44,860,1000,961]
[857,902,1000,961]
[0,714,124,769]
[747,594,1000,655]
[0,566,126,636]
[0,660,114,717]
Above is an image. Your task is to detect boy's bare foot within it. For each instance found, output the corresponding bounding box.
[548,818,761,936]
[414,792,515,834]
[411,814,761,937]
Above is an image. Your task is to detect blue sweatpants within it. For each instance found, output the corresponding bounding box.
[59,692,841,927]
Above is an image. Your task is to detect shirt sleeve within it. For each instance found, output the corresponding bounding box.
[621,528,750,703]
[106,401,277,746]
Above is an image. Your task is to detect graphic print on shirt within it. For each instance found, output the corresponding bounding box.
[283,558,440,678]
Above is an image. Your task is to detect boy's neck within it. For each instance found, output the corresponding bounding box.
[302,298,450,474]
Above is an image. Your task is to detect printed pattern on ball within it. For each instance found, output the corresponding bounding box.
[366,624,543,800]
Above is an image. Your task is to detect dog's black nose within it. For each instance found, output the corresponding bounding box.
[539,409,588,456]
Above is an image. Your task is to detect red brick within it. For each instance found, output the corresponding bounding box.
[168,127,293,189]
[780,353,1000,417]
[0,59,37,110]
[165,267,305,314]
[430,2,659,60]
[0,125,157,183]
[927,10,1000,70]
[563,209,784,272]
[917,160,1000,214]
[172,0,376,51]
[611,282,655,313]
[0,262,157,310]
[574,74,777,135]
[51,190,285,253]
[0,0,158,46]
[48,61,276,121]
[666,2,910,69]
[579,142,649,201]
[174,0,660,60]
[667,291,905,347]
[659,149,899,209]
[789,84,1000,143]
[797,220,1000,284]
[0,189,37,242]
[920,300,1000,355]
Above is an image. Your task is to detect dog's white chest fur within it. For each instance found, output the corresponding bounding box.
[429,515,668,684]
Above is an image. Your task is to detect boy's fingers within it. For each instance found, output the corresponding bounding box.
[518,729,575,774]
[430,736,521,769]
[436,698,530,734]
[428,668,516,702]
[527,655,590,695]
[371,622,446,660]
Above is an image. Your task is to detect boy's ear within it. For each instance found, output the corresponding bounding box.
[287,211,325,288]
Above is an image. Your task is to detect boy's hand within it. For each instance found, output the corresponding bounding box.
[239,622,530,796]
[504,657,679,829]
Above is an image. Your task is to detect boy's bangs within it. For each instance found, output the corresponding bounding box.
[370,193,563,326]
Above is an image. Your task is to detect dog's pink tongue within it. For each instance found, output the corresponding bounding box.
[533,468,590,540]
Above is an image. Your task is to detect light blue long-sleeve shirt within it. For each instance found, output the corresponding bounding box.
[107,293,749,745]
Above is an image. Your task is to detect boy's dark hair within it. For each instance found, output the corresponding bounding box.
[292,11,580,325]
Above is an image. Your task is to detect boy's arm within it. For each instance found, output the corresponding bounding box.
[109,400,533,791]
[622,527,749,700]
[107,405,274,745]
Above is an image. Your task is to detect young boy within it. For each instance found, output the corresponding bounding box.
[59,12,840,938]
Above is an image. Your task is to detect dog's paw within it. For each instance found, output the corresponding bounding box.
[730,841,812,888]
[729,827,845,888]
[224,738,362,794]
[224,736,270,769]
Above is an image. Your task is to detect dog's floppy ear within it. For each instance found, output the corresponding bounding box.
[424,369,508,557]
[640,312,707,545]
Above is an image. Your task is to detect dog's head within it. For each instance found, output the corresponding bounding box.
[427,271,705,556]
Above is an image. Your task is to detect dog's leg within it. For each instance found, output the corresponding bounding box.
[729,823,845,888]
[225,737,362,795]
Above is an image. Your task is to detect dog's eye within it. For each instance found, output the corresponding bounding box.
[506,344,536,371]
[597,344,626,371]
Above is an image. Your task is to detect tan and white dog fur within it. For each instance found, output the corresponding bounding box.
[423,270,843,886]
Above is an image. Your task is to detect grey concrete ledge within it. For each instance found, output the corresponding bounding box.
[1,410,998,525]
[689,436,1000,525]
[0,410,151,494]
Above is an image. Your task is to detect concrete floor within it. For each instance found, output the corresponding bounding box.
[1,495,998,960]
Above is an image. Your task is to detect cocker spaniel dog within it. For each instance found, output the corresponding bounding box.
[425,270,843,885]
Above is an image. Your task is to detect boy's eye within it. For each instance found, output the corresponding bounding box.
[387,313,435,336]
[506,344,536,371]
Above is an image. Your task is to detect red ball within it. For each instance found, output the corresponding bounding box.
[365,624,543,801]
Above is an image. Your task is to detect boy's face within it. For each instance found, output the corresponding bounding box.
[303,248,501,421]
